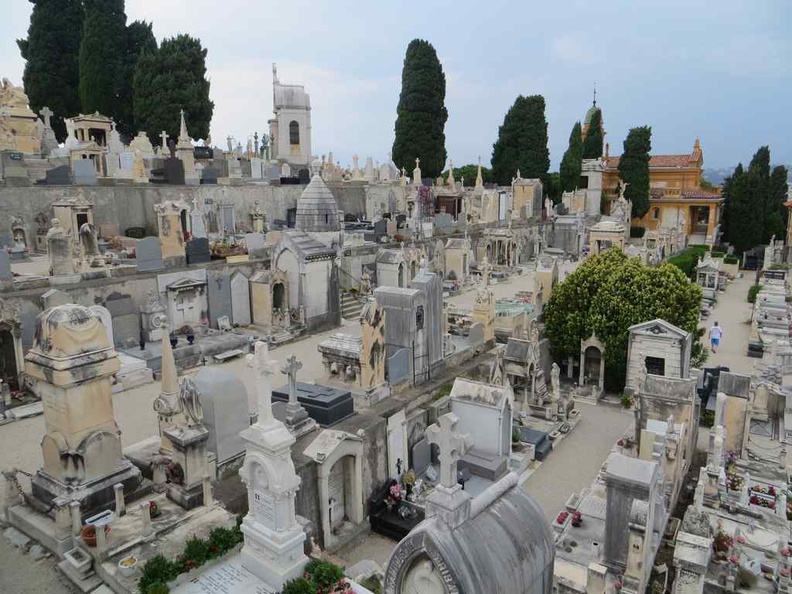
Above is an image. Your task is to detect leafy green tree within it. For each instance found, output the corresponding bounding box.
[17,0,84,142]
[392,39,448,179]
[582,107,603,159]
[617,126,652,219]
[559,122,583,192]
[79,0,127,118]
[133,34,214,143]
[115,20,156,137]
[770,165,790,228]
[544,249,702,390]
[441,164,493,187]
[491,95,550,185]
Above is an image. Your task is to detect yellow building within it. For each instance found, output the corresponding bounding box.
[603,139,723,244]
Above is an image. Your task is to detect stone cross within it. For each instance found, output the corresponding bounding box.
[426,413,471,489]
[39,106,53,129]
[480,256,492,287]
[247,341,278,424]
[281,355,303,406]
[160,130,168,150]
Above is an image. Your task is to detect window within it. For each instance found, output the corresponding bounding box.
[289,120,300,145]
[652,207,660,220]
[645,356,665,376]
[416,305,424,330]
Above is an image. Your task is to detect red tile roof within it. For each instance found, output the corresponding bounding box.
[606,154,698,169]
[680,190,721,199]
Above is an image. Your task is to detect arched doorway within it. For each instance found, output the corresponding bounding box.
[583,346,601,385]
[273,282,286,311]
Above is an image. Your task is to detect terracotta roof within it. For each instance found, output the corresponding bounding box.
[606,154,698,169]
[680,190,721,199]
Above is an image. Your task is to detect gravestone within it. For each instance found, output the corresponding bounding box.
[245,233,266,258]
[207,269,232,328]
[89,305,114,347]
[297,168,310,184]
[135,237,163,272]
[230,272,251,326]
[467,322,484,346]
[194,146,213,160]
[125,227,146,239]
[104,296,140,348]
[42,165,73,186]
[193,368,249,465]
[373,220,388,238]
[163,158,185,185]
[387,348,411,385]
[271,382,353,426]
[200,167,219,185]
[386,220,397,237]
[118,151,135,173]
[190,210,207,238]
[186,238,211,265]
[250,157,263,179]
[47,236,75,276]
[0,251,11,280]
[73,160,98,186]
[41,289,71,309]
[411,437,431,476]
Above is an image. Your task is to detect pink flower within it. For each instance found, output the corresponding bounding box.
[729,555,739,565]
[781,568,791,578]
[737,536,746,544]
[782,547,791,557]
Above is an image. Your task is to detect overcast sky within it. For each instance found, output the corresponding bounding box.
[3,0,790,171]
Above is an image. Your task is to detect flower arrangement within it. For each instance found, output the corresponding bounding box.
[729,555,740,565]
[384,480,402,511]
[149,500,162,519]
[282,560,354,594]
[571,511,583,527]
[166,462,185,486]
[781,567,791,578]
[781,547,791,558]
[80,524,110,548]
[614,580,624,591]
[556,511,569,525]
[726,473,743,491]
[713,526,733,560]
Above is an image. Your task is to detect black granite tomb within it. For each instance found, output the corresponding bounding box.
[39,165,73,186]
[163,158,185,185]
[186,237,211,265]
[201,167,219,185]
[271,381,353,426]
[193,146,213,160]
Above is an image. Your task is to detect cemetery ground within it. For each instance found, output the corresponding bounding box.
[0,263,755,588]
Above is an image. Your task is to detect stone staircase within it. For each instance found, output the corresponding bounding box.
[341,291,364,321]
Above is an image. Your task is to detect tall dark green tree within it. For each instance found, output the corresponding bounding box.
[79,0,127,118]
[582,107,603,159]
[491,95,550,185]
[770,165,790,228]
[559,122,583,192]
[17,0,84,142]
[133,35,214,142]
[391,39,448,180]
[723,163,762,253]
[617,126,652,219]
[115,20,157,137]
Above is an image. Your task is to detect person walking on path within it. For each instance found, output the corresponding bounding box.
[709,321,724,353]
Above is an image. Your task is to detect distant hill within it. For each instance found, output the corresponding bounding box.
[704,165,792,186]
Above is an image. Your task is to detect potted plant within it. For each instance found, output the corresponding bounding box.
[402,470,417,498]
[80,524,110,548]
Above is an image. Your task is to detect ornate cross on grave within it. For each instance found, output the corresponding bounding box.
[426,413,471,489]
[160,130,168,151]
[247,341,278,424]
[480,256,492,288]
[281,355,303,406]
[39,106,53,129]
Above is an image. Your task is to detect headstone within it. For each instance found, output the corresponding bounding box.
[42,165,73,186]
[47,236,75,276]
[41,289,71,309]
[186,238,211,265]
[297,168,310,184]
[193,368,249,464]
[104,296,140,348]
[190,209,207,239]
[386,220,397,237]
[246,233,266,258]
[0,251,11,280]
[163,158,185,185]
[411,437,431,476]
[89,305,114,347]
[207,269,232,328]
[200,167,219,185]
[250,157,263,179]
[117,152,135,177]
[135,237,163,272]
[230,272,251,326]
[73,160,98,186]
[271,382,354,426]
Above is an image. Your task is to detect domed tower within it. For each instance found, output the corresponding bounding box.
[295,173,340,232]
[581,87,605,142]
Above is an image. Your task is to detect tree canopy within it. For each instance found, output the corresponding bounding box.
[543,249,702,390]
[17,0,84,142]
[391,39,448,179]
[582,107,603,159]
[491,95,550,185]
[617,126,652,219]
[115,20,157,137]
[79,0,127,118]
[559,121,583,192]
[133,34,214,143]
[441,163,493,187]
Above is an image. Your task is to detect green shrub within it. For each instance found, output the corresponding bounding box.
[360,576,383,593]
[711,251,725,258]
[281,578,316,594]
[747,284,763,303]
[138,555,179,594]
[305,559,345,589]
[630,226,646,238]
[724,254,739,265]
[620,394,633,409]
[700,409,715,428]
[147,585,169,594]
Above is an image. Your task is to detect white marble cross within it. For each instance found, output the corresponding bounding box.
[39,106,53,128]
[247,341,278,424]
[160,130,168,150]
[480,256,492,287]
[281,355,303,406]
[426,413,471,489]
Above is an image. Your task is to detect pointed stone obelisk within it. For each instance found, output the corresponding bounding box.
[239,341,307,589]
[153,323,181,452]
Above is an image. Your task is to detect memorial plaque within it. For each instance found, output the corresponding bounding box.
[253,490,274,524]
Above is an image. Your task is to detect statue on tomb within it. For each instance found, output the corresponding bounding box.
[551,362,561,402]
[618,180,629,201]
[46,218,65,238]
[227,135,233,152]
[360,267,372,295]
[79,222,104,268]
[259,132,269,160]
[179,377,204,428]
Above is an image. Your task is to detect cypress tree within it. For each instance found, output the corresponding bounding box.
[582,107,603,159]
[133,35,214,142]
[559,122,583,192]
[391,39,448,179]
[79,0,127,118]
[491,95,550,185]
[17,0,84,142]
[769,165,790,229]
[617,126,652,219]
[115,20,157,138]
